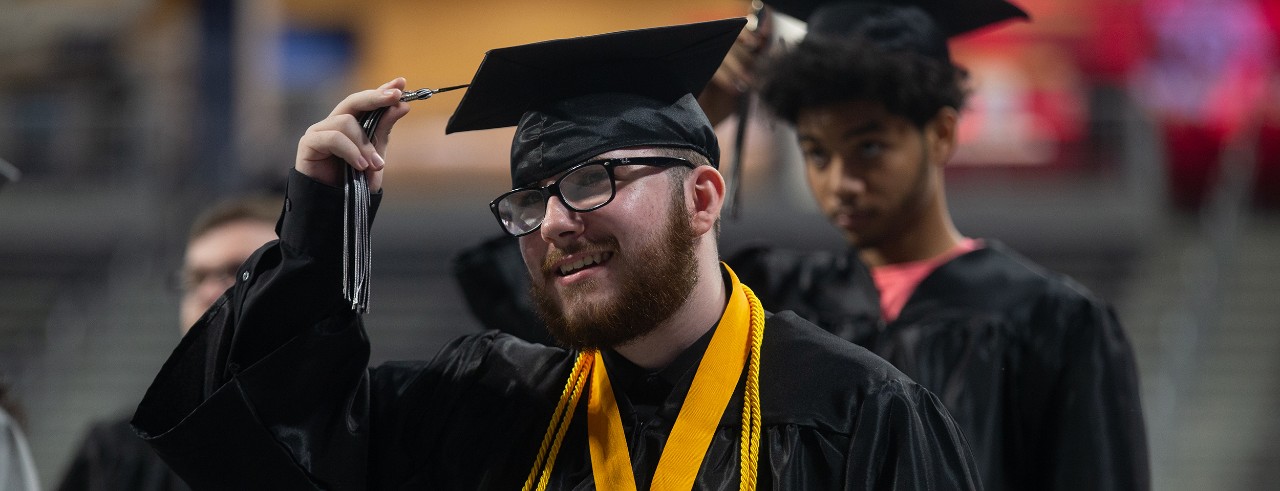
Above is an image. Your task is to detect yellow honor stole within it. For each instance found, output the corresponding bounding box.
[523,265,765,491]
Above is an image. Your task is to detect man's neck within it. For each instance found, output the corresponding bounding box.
[860,195,962,267]
[614,254,726,370]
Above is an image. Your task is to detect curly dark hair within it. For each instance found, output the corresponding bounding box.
[758,35,970,128]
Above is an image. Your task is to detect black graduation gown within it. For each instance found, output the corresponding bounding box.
[730,245,1151,491]
[58,414,191,491]
[132,171,982,490]
[452,236,1150,490]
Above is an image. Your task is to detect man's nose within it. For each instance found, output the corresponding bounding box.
[829,157,866,197]
[539,196,584,244]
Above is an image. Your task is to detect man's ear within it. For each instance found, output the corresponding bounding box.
[926,107,959,167]
[688,166,725,236]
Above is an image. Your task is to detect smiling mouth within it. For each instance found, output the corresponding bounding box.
[557,251,613,276]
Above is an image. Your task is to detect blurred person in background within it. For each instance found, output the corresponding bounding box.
[738,2,1149,490]
[2,158,39,489]
[1,379,39,491]
[454,1,1150,490]
[1131,0,1278,210]
[56,196,278,491]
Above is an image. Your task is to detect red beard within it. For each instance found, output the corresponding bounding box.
[531,195,698,350]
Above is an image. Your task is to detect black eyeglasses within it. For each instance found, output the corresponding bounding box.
[489,156,694,237]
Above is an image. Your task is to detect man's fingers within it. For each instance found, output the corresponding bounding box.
[307,113,384,169]
[378,78,402,90]
[303,129,369,170]
[295,128,372,187]
[307,113,362,142]
[295,78,406,187]
[372,101,411,155]
[366,167,383,193]
[328,78,407,118]
[718,57,752,92]
[736,28,763,52]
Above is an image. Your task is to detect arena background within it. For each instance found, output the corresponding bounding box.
[1,0,1278,488]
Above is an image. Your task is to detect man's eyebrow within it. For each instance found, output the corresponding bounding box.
[797,119,887,142]
[842,120,887,138]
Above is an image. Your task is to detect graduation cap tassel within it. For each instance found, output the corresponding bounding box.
[726,1,766,221]
[342,166,353,305]
[342,84,468,313]
[727,93,750,221]
[343,165,371,312]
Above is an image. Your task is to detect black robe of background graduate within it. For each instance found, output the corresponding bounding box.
[57,414,190,491]
[453,235,1149,490]
[131,170,982,490]
[730,243,1150,491]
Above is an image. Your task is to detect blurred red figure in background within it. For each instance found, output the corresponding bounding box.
[1132,0,1278,209]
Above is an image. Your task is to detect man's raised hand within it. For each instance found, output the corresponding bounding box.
[295,78,411,192]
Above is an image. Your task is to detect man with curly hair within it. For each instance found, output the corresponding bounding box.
[732,2,1151,490]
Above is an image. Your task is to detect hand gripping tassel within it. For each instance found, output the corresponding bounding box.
[343,85,467,312]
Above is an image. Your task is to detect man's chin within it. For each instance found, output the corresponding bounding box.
[545,316,648,351]
[550,326,642,351]
[844,229,883,250]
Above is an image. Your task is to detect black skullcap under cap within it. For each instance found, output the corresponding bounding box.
[446,18,747,188]
[765,0,1028,38]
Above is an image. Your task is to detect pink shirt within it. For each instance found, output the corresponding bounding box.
[870,238,982,322]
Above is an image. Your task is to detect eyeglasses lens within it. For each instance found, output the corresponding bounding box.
[498,163,617,236]
[498,190,546,235]
[559,164,613,210]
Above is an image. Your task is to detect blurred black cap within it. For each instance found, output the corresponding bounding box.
[767,0,1028,37]
[446,18,747,188]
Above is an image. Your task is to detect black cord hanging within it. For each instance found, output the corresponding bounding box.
[343,85,467,312]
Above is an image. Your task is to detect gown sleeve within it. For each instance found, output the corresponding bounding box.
[726,246,881,343]
[844,379,983,491]
[1035,295,1150,490]
[131,170,386,490]
[56,416,190,491]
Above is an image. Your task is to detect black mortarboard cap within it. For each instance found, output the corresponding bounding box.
[446,18,747,188]
[766,0,1028,38]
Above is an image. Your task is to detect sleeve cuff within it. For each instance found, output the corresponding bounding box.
[277,169,383,260]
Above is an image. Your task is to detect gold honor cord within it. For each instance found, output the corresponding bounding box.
[739,279,764,491]
[524,351,594,491]
[525,265,765,490]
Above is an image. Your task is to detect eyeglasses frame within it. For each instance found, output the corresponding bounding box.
[489,156,695,237]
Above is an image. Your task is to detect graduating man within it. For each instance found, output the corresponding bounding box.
[132,19,980,490]
[732,2,1150,490]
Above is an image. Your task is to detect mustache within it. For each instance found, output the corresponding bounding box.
[540,237,619,275]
